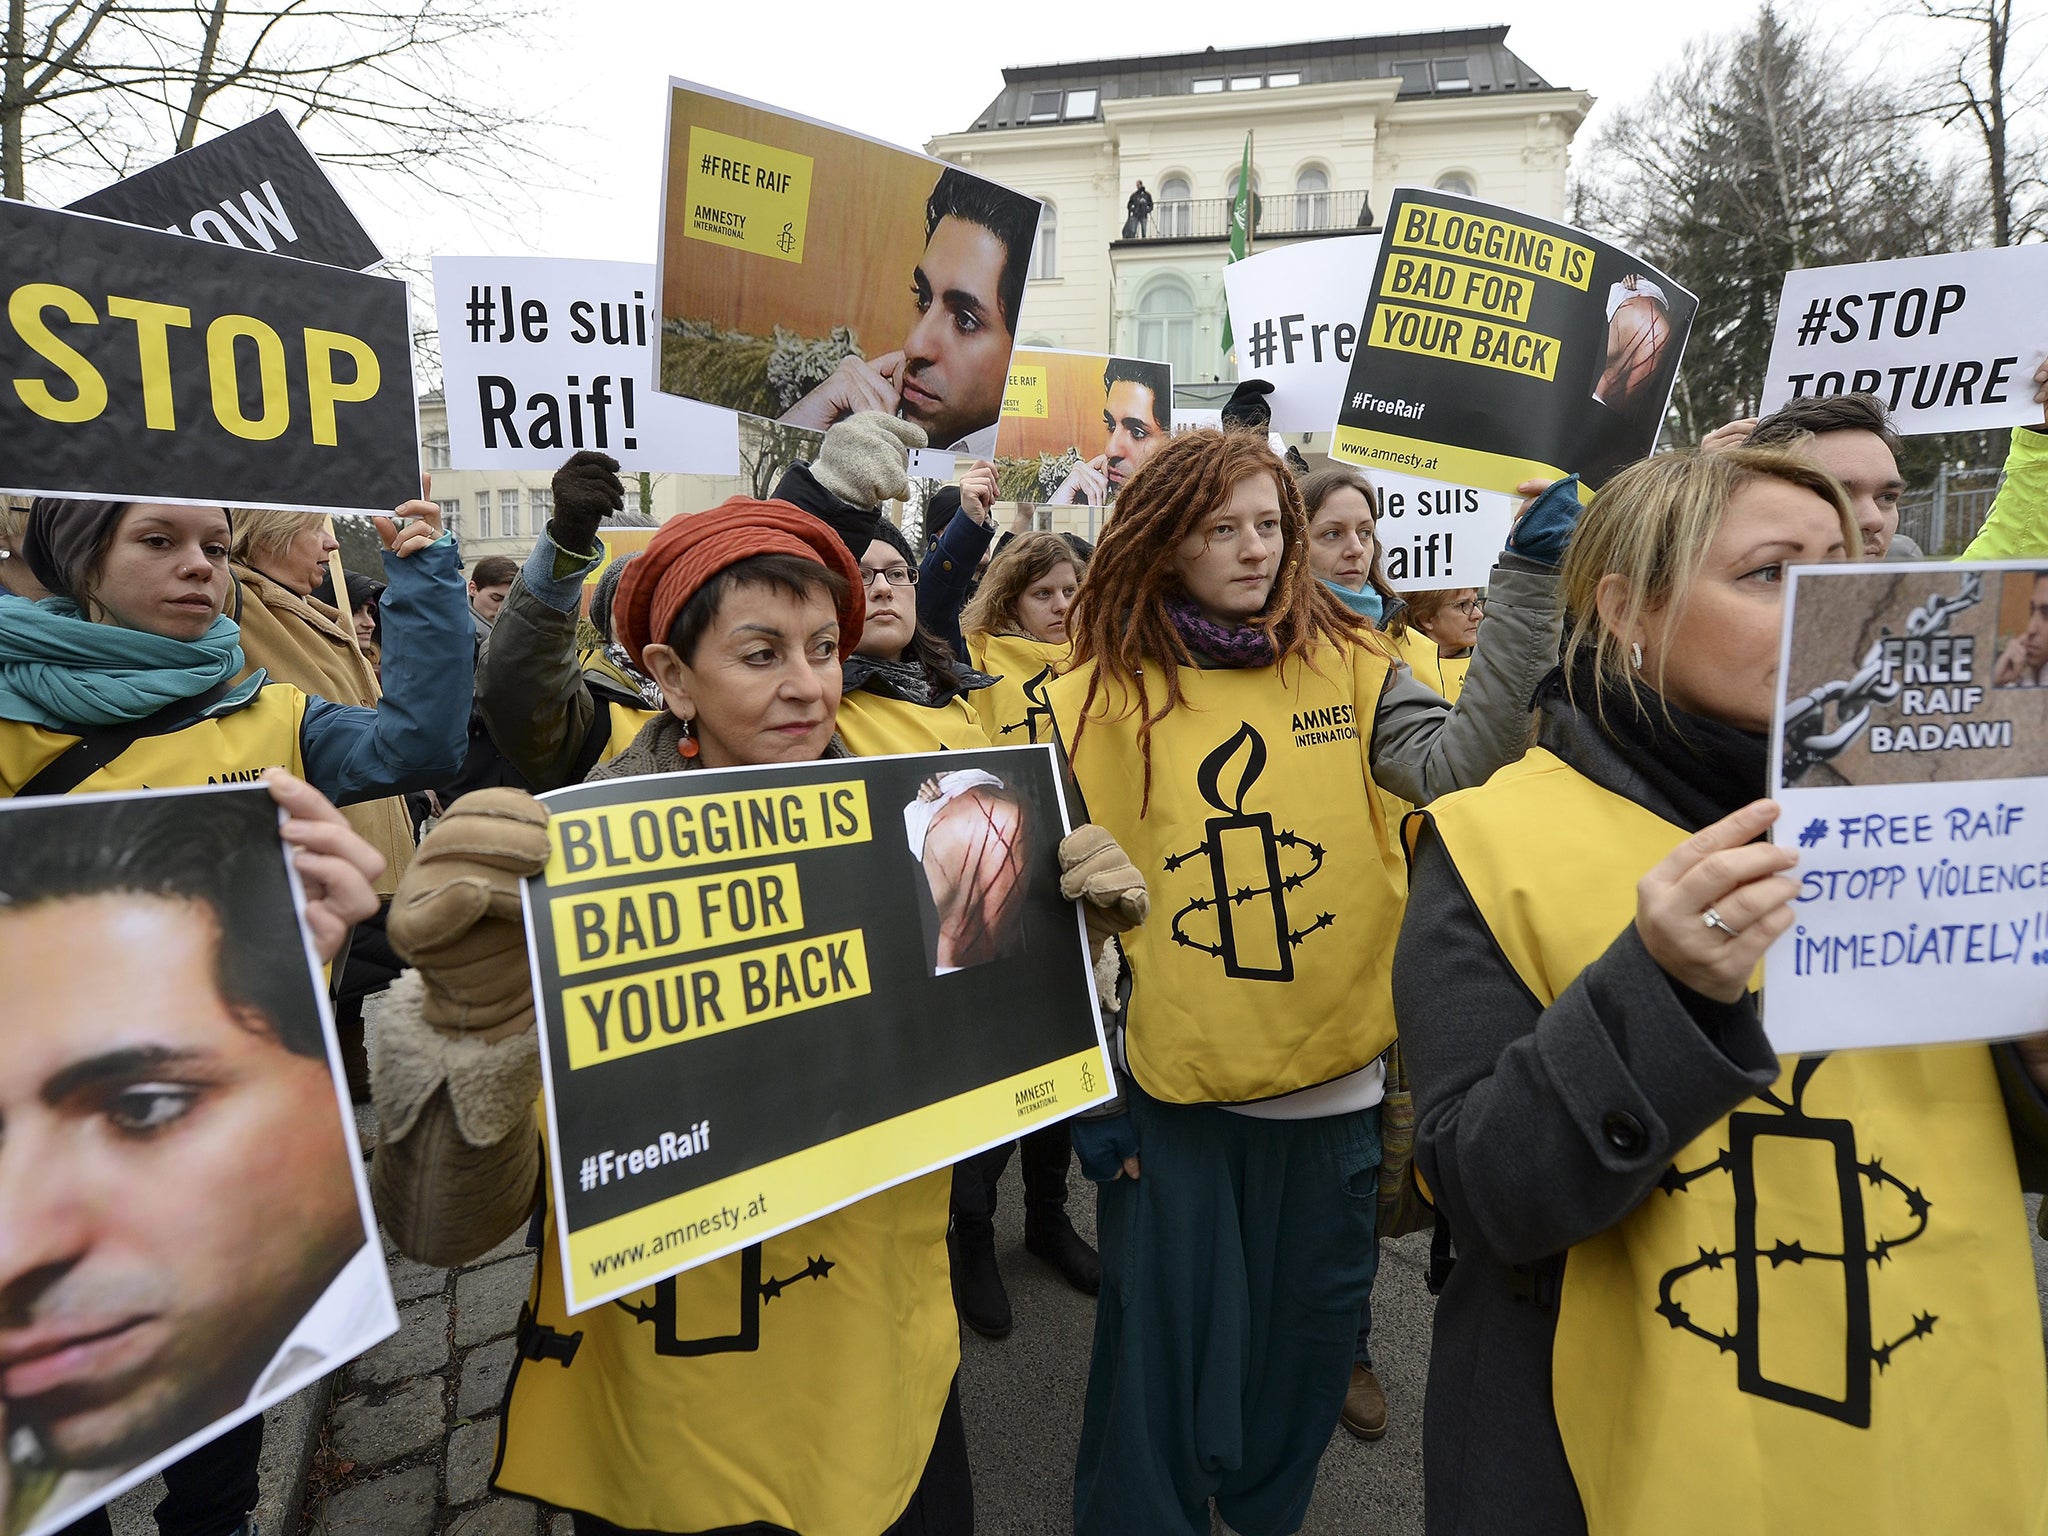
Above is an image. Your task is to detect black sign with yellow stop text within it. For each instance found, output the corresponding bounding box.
[523,745,1112,1313]
[1,200,417,515]
[1332,187,1697,495]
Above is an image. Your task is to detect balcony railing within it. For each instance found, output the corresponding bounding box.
[1118,189,1373,242]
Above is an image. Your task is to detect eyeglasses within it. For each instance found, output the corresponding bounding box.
[861,564,918,588]
[1450,597,1484,617]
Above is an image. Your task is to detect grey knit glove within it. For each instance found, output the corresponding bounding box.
[810,412,927,508]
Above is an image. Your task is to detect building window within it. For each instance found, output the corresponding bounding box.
[1031,202,1058,279]
[1392,60,1429,93]
[423,429,450,470]
[500,488,521,538]
[1157,175,1192,237]
[475,491,492,539]
[1269,71,1301,88]
[531,487,554,528]
[624,484,644,519]
[1433,58,1472,91]
[1436,172,1476,197]
[1191,78,1223,94]
[438,498,461,536]
[1063,89,1097,120]
[1294,166,1330,230]
[1136,276,1198,384]
[1027,90,1060,122]
[1230,76,1261,91]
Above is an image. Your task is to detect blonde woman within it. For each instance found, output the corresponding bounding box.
[1397,449,2048,1534]
[1395,588,1481,703]
[961,530,1083,748]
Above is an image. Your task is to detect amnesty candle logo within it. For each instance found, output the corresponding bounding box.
[1653,1057,1936,1427]
[997,666,1057,744]
[1163,722,1331,981]
[683,124,813,265]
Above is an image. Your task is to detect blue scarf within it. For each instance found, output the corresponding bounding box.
[0,593,256,729]
[1320,576,1385,624]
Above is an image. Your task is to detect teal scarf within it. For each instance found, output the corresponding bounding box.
[1320,576,1385,625]
[0,594,257,729]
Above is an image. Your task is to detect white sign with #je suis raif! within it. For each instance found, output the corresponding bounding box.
[1764,560,2048,1054]
[435,255,739,475]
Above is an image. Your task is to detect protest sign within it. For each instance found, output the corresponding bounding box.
[1332,188,1697,494]
[1222,235,1378,433]
[994,347,1171,506]
[1764,561,2048,1054]
[435,256,739,476]
[1760,247,2048,435]
[657,81,1040,457]
[524,745,1111,1312]
[580,525,658,596]
[1,201,418,515]
[1367,470,1520,590]
[67,111,384,272]
[0,785,395,1536]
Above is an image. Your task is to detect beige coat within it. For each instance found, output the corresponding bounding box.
[230,563,413,895]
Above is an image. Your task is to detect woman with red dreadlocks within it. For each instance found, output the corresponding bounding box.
[1049,428,1580,1536]
[364,497,1148,1536]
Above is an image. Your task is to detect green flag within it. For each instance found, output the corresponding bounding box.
[1221,131,1252,351]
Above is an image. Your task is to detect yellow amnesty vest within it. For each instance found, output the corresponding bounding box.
[597,699,660,766]
[497,1171,956,1535]
[1395,628,1470,703]
[1049,642,1407,1103]
[1423,748,2048,1535]
[0,684,308,797]
[834,687,985,757]
[966,632,1068,747]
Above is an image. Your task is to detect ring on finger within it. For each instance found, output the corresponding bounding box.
[1702,906,1739,938]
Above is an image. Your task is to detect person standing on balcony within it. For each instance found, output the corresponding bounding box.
[1125,180,1153,239]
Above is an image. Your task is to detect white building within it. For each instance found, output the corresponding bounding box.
[928,27,1591,387]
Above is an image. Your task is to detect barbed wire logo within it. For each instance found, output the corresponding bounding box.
[1163,721,1329,980]
[1782,574,1983,781]
[1653,1057,1934,1426]
[616,1243,835,1357]
[996,666,1056,744]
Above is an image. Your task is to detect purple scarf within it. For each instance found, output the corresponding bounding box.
[1166,596,1277,669]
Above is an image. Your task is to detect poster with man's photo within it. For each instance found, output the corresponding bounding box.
[656,81,1042,457]
[0,786,396,1536]
[1763,561,2048,1055]
[994,347,1173,506]
[522,745,1112,1313]
[1331,187,1698,495]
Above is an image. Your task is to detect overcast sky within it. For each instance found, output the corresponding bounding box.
[402,0,1894,270]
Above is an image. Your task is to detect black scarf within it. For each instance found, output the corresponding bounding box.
[1538,652,1769,832]
[842,651,995,710]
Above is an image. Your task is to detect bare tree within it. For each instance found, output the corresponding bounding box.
[1577,6,1974,437]
[737,418,822,502]
[1901,0,2046,245]
[4,0,541,203]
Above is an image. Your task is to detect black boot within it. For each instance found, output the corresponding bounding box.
[1024,1206,1101,1296]
[948,1218,1012,1339]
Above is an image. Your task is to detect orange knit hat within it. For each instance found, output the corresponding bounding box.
[612,497,864,667]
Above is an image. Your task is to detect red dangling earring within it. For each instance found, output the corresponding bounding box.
[679,715,701,759]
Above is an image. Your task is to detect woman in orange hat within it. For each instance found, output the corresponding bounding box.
[368,496,1147,1536]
